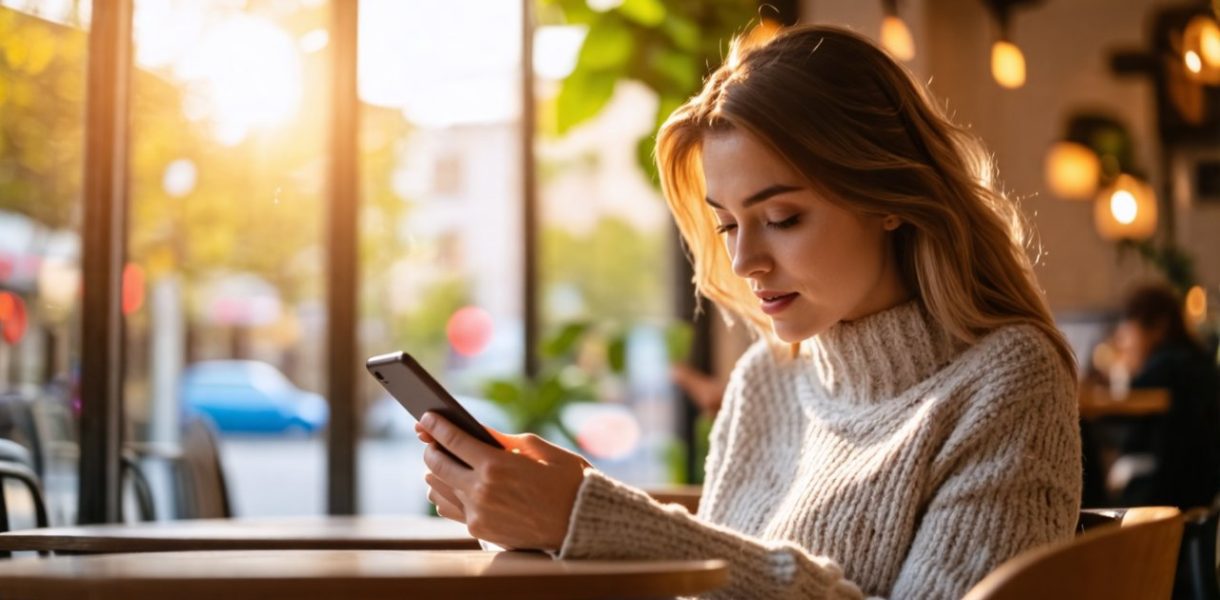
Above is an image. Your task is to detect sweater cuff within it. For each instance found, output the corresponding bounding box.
[558,468,672,559]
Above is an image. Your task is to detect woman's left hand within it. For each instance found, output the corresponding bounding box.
[416,412,592,552]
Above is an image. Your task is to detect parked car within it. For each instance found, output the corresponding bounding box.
[182,360,328,435]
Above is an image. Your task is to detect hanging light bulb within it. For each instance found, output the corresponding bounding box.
[1044,141,1101,200]
[1185,285,1208,326]
[986,2,1028,89]
[992,39,1026,88]
[881,16,915,61]
[1183,14,1220,84]
[1093,173,1157,240]
[880,0,914,61]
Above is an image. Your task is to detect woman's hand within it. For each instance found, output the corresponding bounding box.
[415,413,592,552]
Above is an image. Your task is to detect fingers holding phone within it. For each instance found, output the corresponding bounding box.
[418,412,591,552]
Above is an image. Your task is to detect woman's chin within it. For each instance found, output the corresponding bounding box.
[771,321,816,344]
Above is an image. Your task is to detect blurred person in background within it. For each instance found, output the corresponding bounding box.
[1110,283,1220,509]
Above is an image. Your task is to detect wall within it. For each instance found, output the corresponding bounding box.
[801,0,1220,312]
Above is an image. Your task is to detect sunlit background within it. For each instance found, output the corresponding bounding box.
[0,0,1217,523]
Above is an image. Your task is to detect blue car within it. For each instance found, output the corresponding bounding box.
[182,360,328,435]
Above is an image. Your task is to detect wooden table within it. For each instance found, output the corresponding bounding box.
[0,549,730,599]
[1078,385,1170,419]
[0,515,480,554]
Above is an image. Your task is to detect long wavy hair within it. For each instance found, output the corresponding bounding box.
[657,24,1075,369]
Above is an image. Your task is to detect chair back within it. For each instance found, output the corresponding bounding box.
[964,506,1184,600]
[1175,506,1220,600]
[0,438,50,558]
[176,417,232,519]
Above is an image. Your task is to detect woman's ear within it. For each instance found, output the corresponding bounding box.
[882,215,902,231]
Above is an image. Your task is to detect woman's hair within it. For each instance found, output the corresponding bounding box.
[1122,283,1205,355]
[656,24,1076,369]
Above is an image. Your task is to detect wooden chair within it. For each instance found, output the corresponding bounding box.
[1174,506,1220,600]
[175,416,233,519]
[0,438,50,558]
[963,506,1183,600]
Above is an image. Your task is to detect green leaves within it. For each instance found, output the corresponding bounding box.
[664,320,694,364]
[541,320,592,359]
[618,0,666,27]
[578,22,633,70]
[543,0,756,181]
[555,69,616,135]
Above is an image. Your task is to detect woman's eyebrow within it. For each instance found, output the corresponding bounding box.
[705,184,803,209]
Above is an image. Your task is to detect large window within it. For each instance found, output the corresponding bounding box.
[0,0,89,526]
[126,0,331,516]
[3,0,705,522]
[356,0,525,514]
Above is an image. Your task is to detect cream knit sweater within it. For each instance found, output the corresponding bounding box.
[557,300,1081,599]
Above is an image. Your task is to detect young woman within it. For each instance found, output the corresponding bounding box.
[417,25,1082,598]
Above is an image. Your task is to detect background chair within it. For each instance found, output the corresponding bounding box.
[1174,506,1220,600]
[173,416,233,519]
[0,438,50,559]
[963,506,1184,600]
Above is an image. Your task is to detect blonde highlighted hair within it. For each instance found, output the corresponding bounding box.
[657,24,1075,369]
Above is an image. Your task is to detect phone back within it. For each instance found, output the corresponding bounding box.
[366,351,503,449]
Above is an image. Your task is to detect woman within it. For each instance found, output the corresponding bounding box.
[417,25,1081,598]
[1110,283,1219,508]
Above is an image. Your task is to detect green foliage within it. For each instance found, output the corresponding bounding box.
[481,317,694,449]
[541,217,668,322]
[540,0,758,182]
[0,8,87,229]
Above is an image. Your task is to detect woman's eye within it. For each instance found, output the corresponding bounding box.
[715,223,737,234]
[767,215,800,229]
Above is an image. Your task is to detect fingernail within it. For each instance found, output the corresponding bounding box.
[421,412,436,428]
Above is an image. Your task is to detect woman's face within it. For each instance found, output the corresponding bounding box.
[701,128,909,343]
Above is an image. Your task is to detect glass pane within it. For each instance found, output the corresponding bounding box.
[535,9,679,485]
[0,0,89,528]
[357,0,525,515]
[127,0,330,518]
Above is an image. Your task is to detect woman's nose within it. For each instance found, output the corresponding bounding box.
[730,227,771,279]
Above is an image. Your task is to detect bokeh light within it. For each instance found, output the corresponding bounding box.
[446,306,494,357]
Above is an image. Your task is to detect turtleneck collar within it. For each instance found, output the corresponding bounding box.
[800,299,963,405]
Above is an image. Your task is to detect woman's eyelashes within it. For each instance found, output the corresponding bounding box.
[714,215,800,234]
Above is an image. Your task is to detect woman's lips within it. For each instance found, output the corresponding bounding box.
[760,292,798,315]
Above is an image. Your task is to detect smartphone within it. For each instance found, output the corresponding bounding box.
[365,351,504,467]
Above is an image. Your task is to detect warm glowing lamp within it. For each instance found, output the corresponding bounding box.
[1185,285,1208,326]
[881,15,915,61]
[1044,141,1101,200]
[991,39,1026,89]
[1093,174,1157,240]
[1183,15,1220,84]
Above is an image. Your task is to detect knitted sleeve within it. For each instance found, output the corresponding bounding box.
[556,341,869,599]
[887,327,1082,598]
[557,470,868,598]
